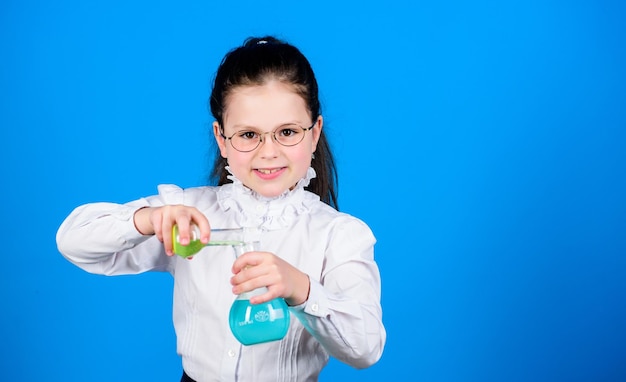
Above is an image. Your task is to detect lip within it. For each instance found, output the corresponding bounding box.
[254,167,286,180]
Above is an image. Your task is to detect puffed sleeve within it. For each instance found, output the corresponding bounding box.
[55,184,194,275]
[289,216,386,368]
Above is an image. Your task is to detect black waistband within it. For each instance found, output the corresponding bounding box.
[181,371,196,382]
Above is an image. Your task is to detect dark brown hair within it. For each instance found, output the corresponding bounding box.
[208,36,339,209]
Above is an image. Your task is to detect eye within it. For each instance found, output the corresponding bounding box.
[277,126,300,138]
[237,130,259,140]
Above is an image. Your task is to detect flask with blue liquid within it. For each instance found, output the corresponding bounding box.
[172,225,290,345]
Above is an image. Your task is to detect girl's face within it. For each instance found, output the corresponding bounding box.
[213,80,322,198]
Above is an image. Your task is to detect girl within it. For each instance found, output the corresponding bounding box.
[57,36,385,382]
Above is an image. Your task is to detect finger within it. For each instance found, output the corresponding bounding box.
[249,286,283,305]
[175,216,191,246]
[231,273,273,296]
[162,218,175,256]
[230,263,265,286]
[152,208,164,242]
[231,267,284,298]
[231,252,265,274]
[190,211,211,243]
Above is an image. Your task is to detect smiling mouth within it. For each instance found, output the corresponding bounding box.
[256,168,284,175]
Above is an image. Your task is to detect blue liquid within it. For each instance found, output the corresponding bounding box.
[229,298,290,345]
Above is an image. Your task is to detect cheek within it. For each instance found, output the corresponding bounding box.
[225,150,245,167]
[291,147,313,166]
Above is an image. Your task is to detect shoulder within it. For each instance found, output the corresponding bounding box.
[306,196,375,241]
[157,184,219,206]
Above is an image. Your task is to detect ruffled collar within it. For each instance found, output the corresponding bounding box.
[216,167,318,230]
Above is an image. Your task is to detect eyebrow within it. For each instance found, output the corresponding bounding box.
[229,122,304,131]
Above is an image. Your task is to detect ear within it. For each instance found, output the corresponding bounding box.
[311,115,323,153]
[213,121,228,159]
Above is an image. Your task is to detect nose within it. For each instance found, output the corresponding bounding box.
[258,131,274,144]
[257,131,279,157]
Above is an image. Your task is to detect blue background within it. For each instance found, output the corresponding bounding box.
[1,1,625,381]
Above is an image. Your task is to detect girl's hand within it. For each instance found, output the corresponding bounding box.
[230,251,310,306]
[133,205,211,256]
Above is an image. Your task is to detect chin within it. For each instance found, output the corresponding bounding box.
[254,184,289,198]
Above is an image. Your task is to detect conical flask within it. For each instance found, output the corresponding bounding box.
[229,242,290,346]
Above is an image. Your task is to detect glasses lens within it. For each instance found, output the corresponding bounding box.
[231,131,260,152]
[274,124,306,147]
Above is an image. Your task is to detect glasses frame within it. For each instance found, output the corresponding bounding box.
[220,121,316,153]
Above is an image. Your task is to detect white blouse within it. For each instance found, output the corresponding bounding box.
[56,168,386,382]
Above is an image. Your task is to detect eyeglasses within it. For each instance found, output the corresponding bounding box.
[220,121,316,152]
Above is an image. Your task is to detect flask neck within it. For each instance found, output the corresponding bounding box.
[236,286,268,300]
[172,225,261,258]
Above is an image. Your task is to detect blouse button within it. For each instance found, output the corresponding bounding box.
[311,303,319,312]
[228,349,236,358]
[256,204,264,212]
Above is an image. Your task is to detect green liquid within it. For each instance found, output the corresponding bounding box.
[174,239,246,257]
[229,298,290,345]
[173,238,205,258]
[172,223,247,258]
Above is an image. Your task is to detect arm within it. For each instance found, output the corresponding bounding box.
[57,184,215,275]
[56,198,172,275]
[290,218,386,369]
